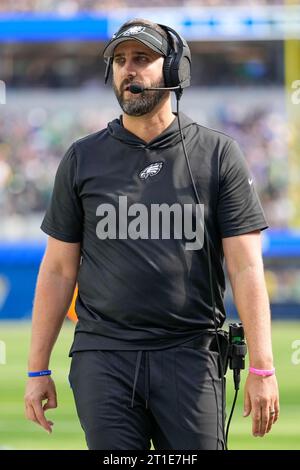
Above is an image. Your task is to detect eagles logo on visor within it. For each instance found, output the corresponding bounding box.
[121,26,146,36]
[103,25,170,58]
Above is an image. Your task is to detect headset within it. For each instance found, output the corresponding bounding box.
[103,23,191,97]
[103,22,245,450]
[157,23,191,91]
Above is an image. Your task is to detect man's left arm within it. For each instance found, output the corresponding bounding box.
[222,230,280,437]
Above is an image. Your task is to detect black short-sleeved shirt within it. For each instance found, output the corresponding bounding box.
[41,112,268,354]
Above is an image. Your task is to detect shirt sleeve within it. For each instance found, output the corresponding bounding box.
[41,144,83,242]
[217,139,268,238]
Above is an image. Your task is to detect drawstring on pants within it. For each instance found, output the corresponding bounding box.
[130,351,150,409]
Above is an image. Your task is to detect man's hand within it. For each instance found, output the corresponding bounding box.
[24,376,57,433]
[243,373,279,437]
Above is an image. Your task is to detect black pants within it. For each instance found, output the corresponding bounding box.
[69,339,225,450]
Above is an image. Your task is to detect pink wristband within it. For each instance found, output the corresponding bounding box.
[249,367,275,377]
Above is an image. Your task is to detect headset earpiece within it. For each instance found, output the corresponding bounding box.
[163,53,176,88]
[158,24,191,89]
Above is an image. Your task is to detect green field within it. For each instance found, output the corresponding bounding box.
[0,321,299,450]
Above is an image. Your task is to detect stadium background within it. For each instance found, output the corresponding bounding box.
[0,0,299,450]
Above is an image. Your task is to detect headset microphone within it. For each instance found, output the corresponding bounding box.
[129,84,181,94]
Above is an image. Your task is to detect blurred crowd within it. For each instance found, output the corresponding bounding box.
[1,0,298,309]
[0,94,290,227]
[216,104,290,228]
[0,103,108,219]
[265,268,300,304]
[1,93,298,302]
[225,267,300,305]
[0,0,284,13]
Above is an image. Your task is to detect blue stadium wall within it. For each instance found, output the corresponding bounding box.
[0,230,299,320]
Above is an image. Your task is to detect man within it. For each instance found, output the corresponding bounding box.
[25,18,279,450]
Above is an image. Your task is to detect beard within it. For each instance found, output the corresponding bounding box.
[113,77,167,116]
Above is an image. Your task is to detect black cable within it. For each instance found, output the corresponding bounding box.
[176,94,227,450]
[225,389,238,446]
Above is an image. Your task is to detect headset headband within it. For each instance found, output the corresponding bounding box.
[103,22,191,89]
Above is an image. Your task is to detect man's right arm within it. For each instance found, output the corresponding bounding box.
[24,236,81,433]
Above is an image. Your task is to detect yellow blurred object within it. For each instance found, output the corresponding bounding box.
[284,0,300,227]
[264,270,278,301]
[67,285,78,323]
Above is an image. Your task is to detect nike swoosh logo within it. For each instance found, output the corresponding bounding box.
[248,178,253,186]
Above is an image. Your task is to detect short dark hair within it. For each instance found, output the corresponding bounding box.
[119,18,169,43]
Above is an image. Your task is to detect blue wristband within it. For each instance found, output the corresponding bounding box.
[28,369,52,377]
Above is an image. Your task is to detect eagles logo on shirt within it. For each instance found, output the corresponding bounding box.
[139,162,163,180]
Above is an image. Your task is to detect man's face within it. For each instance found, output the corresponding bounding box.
[112,40,168,116]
